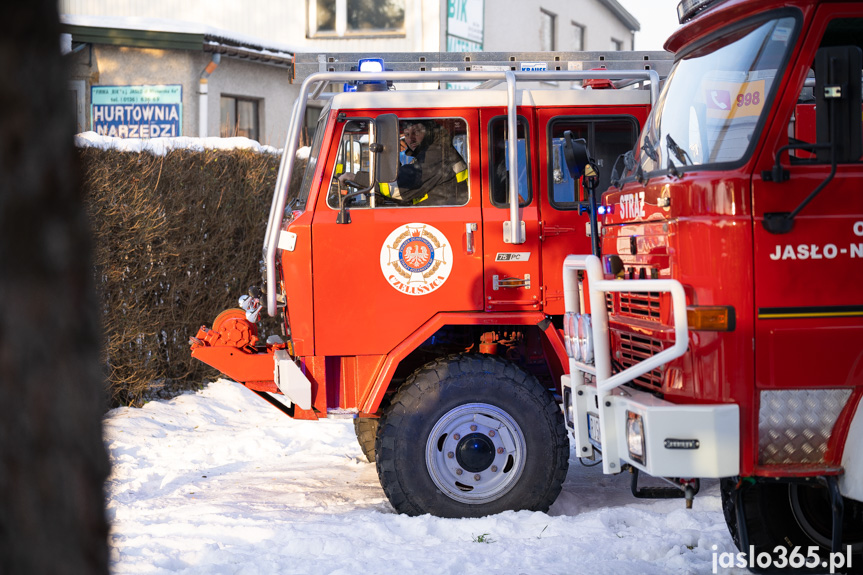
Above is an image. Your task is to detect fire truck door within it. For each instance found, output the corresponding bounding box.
[480,111,542,312]
[311,113,483,357]
[753,12,863,394]
[537,111,643,315]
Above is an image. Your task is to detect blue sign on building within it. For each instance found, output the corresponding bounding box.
[91,85,182,138]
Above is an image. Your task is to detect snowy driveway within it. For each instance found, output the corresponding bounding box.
[104,380,748,574]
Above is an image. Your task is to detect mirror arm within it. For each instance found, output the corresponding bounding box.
[761,142,830,183]
[762,143,837,235]
[338,124,383,225]
[337,181,375,225]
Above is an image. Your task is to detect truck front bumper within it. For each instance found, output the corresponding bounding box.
[562,374,740,478]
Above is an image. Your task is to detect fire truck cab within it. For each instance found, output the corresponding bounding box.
[191,52,672,517]
[561,0,863,568]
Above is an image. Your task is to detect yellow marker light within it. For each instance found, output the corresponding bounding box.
[686,306,735,331]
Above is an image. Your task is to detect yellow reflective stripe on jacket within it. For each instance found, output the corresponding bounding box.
[453,161,468,183]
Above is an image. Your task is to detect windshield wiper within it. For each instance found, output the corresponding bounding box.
[641,134,658,162]
[665,134,692,167]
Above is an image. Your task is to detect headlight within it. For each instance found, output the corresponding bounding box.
[562,386,574,428]
[564,312,578,360]
[626,411,646,465]
[576,314,593,363]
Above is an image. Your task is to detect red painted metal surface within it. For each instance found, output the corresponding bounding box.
[601,0,863,478]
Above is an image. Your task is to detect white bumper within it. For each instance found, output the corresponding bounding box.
[273,350,312,410]
[562,374,740,478]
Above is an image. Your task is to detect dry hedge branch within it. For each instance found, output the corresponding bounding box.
[79,147,283,406]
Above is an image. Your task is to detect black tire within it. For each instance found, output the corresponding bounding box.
[375,354,569,518]
[353,417,378,463]
[720,478,863,573]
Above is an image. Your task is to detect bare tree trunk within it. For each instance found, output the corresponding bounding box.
[0,2,110,574]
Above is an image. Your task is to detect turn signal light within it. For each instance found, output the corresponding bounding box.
[686,306,735,331]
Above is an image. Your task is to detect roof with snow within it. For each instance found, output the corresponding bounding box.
[61,14,295,69]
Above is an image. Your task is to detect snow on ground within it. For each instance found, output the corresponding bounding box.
[104,379,750,575]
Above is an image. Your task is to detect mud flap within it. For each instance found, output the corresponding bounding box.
[273,350,312,410]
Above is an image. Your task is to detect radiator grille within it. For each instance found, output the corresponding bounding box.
[606,291,662,322]
[619,291,661,320]
[617,332,664,391]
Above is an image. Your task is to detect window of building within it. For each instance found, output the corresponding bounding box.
[572,22,585,51]
[540,9,556,51]
[309,0,405,37]
[327,116,469,209]
[611,37,624,51]
[220,96,259,141]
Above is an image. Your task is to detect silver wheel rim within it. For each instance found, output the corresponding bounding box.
[425,403,526,504]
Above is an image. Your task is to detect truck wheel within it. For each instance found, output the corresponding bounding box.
[720,478,863,571]
[375,354,569,518]
[353,418,378,463]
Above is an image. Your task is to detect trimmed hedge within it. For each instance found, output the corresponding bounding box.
[79,147,285,406]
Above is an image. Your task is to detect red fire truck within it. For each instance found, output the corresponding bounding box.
[561,0,862,568]
[190,51,672,518]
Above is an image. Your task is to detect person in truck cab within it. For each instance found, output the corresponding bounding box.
[392,119,467,206]
[338,119,467,206]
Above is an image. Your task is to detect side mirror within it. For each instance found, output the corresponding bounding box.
[375,113,399,183]
[563,132,590,179]
[815,46,863,163]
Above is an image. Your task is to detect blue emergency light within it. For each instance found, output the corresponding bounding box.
[358,58,385,73]
[345,58,389,92]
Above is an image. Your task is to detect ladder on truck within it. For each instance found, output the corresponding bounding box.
[293,50,673,90]
[264,51,675,316]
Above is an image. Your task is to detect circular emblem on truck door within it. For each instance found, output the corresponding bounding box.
[380,223,453,296]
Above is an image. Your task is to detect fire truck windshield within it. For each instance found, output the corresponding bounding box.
[291,105,329,213]
[631,12,799,177]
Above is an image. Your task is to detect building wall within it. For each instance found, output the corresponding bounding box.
[61,0,445,52]
[204,57,296,147]
[66,45,295,146]
[61,0,638,144]
[483,0,635,52]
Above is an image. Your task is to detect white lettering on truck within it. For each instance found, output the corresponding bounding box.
[770,221,863,260]
[619,192,646,220]
[769,243,863,260]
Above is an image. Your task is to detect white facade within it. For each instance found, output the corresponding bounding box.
[60,0,639,145]
[482,0,637,52]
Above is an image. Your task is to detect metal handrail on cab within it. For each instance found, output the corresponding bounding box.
[265,68,662,316]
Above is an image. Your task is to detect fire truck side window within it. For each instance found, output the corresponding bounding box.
[787,17,863,163]
[548,117,639,208]
[489,116,531,208]
[327,116,469,209]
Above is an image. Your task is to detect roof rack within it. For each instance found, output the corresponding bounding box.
[294,51,673,79]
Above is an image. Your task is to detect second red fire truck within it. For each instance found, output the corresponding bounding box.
[561,0,862,569]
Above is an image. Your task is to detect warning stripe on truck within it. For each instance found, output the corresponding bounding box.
[758,305,863,319]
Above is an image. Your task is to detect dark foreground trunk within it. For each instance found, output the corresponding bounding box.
[0,3,110,574]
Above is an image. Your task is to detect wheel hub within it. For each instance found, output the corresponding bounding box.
[425,403,526,504]
[456,433,495,472]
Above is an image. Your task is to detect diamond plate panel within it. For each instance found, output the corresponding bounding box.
[758,389,852,465]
